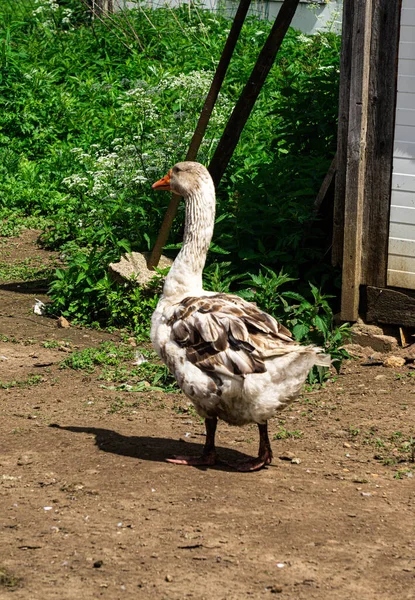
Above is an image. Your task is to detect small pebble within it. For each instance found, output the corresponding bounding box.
[165,574,173,582]
[93,560,103,568]
[17,453,35,465]
[57,316,70,328]
[383,356,405,368]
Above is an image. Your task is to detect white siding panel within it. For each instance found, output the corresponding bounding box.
[389,221,415,240]
[396,108,415,126]
[388,4,415,290]
[397,59,415,77]
[388,255,415,273]
[387,269,415,288]
[397,75,415,93]
[390,189,415,208]
[401,9,415,27]
[392,157,415,175]
[396,92,415,110]
[391,172,415,192]
[400,25,415,43]
[389,238,415,257]
[394,140,415,158]
[390,205,415,225]
[399,41,415,60]
[395,124,415,142]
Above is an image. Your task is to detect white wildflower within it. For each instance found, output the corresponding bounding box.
[297,33,313,45]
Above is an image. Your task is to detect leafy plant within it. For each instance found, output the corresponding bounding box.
[0,1,345,368]
[240,267,350,378]
[60,341,178,392]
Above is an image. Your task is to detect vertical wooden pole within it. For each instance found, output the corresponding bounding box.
[147,0,253,270]
[208,0,300,187]
[340,0,374,322]
[332,0,355,267]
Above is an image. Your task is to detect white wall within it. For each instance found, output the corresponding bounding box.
[388,0,415,290]
[115,1,343,34]
[244,1,342,34]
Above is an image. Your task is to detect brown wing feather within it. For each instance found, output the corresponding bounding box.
[168,294,294,378]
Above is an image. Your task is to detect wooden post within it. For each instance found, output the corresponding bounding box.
[147,0,253,270]
[340,0,374,322]
[332,0,355,267]
[208,0,300,187]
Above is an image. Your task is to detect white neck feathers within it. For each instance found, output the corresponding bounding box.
[163,179,216,299]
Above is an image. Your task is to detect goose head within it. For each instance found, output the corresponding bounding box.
[152,161,213,198]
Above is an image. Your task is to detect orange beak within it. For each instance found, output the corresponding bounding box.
[152,169,172,191]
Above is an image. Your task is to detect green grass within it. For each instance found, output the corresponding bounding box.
[0,259,56,283]
[0,375,43,389]
[60,341,178,393]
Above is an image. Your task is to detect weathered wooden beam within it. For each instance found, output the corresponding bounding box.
[208,0,300,187]
[340,0,373,322]
[314,154,337,211]
[361,0,403,287]
[367,286,415,327]
[147,0,253,270]
[332,0,355,267]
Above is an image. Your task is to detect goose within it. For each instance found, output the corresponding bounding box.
[151,161,330,471]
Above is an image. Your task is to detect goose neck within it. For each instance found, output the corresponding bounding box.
[162,185,215,299]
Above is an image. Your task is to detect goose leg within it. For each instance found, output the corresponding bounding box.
[233,422,273,472]
[167,416,218,466]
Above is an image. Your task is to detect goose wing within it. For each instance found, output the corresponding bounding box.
[168,293,294,379]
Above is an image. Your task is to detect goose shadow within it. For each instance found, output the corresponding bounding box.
[49,424,266,472]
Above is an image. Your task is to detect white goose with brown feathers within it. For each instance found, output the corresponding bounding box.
[151,161,330,471]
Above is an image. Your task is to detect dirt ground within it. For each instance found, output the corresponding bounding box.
[0,232,414,600]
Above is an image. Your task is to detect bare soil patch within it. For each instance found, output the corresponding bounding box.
[0,231,414,600]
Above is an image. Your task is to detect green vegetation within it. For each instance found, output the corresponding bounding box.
[0,0,348,376]
[60,341,178,392]
[0,258,56,282]
[273,424,303,440]
[0,375,43,389]
[0,566,20,589]
[354,427,415,469]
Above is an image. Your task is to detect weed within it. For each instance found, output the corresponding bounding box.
[109,397,128,414]
[61,341,178,393]
[0,260,55,283]
[0,566,20,589]
[273,427,303,440]
[0,375,43,389]
[394,469,413,480]
[60,342,134,373]
[348,425,360,438]
[173,403,198,418]
[41,340,62,349]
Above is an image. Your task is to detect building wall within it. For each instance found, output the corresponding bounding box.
[115,1,343,34]
[388,0,415,290]
[241,0,342,33]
